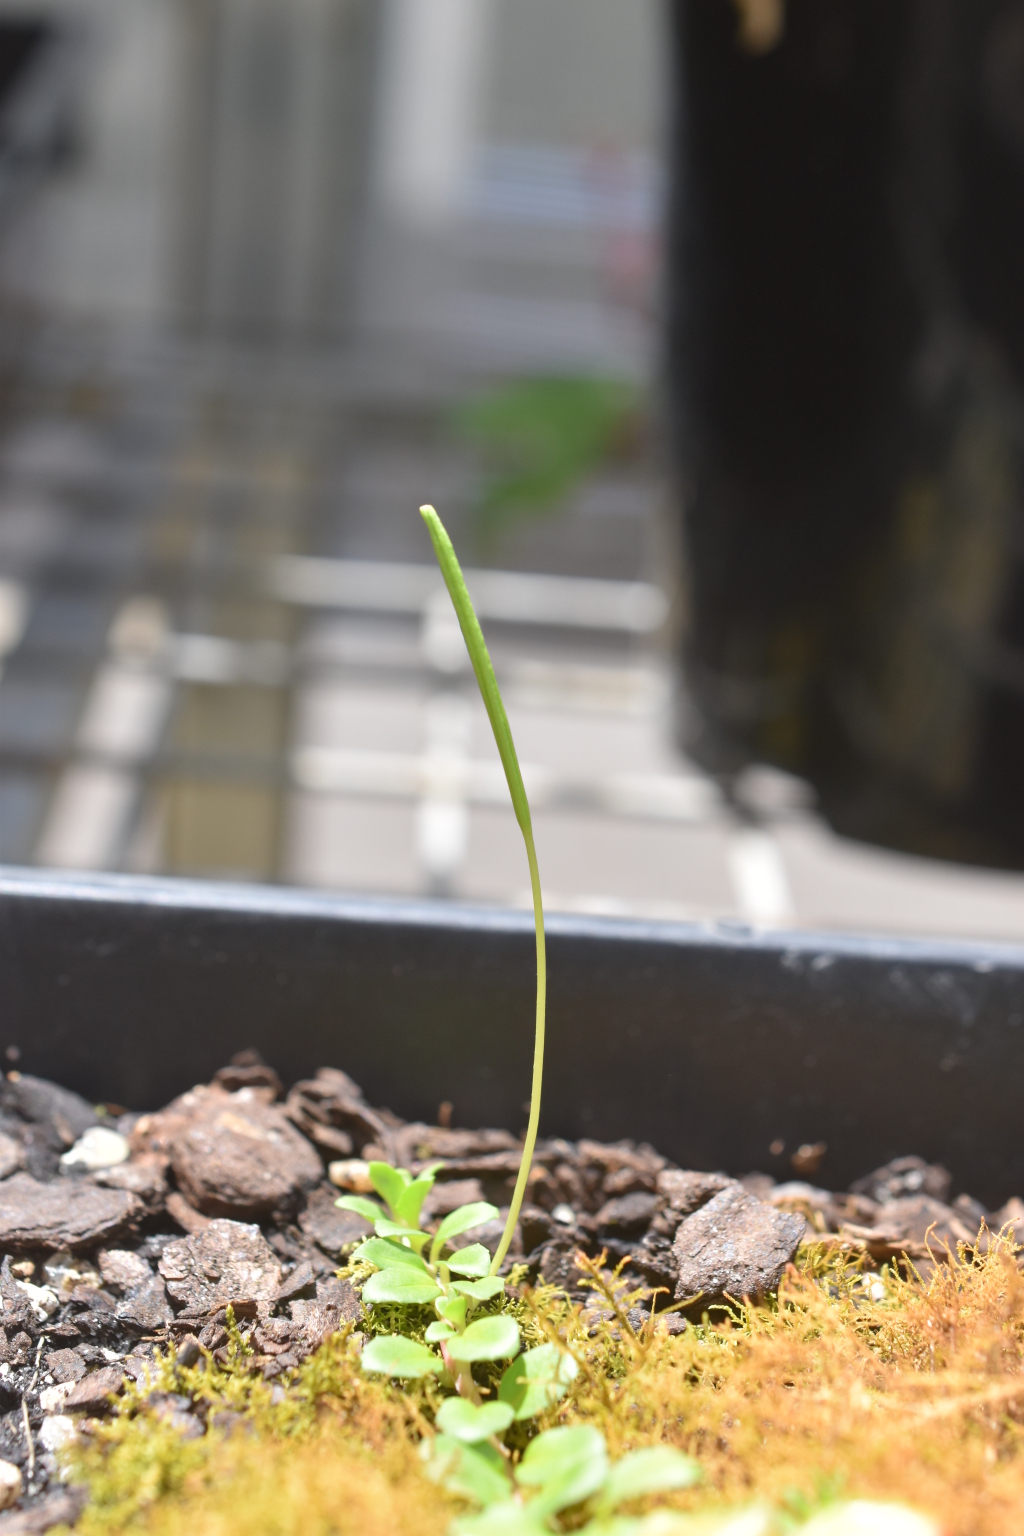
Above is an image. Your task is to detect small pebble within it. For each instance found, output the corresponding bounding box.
[0,1460,21,1511]
[60,1126,131,1171]
[552,1204,576,1225]
[38,1416,77,1454]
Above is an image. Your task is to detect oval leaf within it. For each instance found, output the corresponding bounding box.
[425,1320,456,1342]
[352,1237,429,1272]
[424,1434,512,1506]
[447,1244,491,1278]
[362,1267,442,1306]
[603,1448,702,1508]
[518,1425,609,1518]
[436,1397,515,1443]
[517,1424,608,1488]
[395,1175,436,1230]
[446,1314,520,1363]
[499,1343,579,1420]
[375,1219,428,1249]
[335,1194,381,1222]
[438,1294,469,1328]
[431,1202,500,1261]
[361,1335,443,1378]
[369,1162,410,1214]
[450,1500,550,1536]
[453,1277,506,1302]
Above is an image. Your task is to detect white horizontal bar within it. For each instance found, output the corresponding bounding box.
[265,556,669,634]
[290,746,722,823]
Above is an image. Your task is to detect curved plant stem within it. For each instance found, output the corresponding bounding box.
[490,826,546,1274]
[418,504,546,1279]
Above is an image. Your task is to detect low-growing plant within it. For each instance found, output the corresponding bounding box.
[426,1421,700,1536]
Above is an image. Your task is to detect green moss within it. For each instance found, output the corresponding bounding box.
[62,1235,1024,1536]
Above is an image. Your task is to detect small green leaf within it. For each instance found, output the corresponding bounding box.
[361,1335,443,1378]
[334,1194,381,1222]
[438,1293,469,1329]
[517,1425,609,1518]
[436,1398,515,1443]
[499,1343,579,1421]
[362,1267,442,1305]
[453,1276,506,1302]
[369,1162,411,1216]
[423,1435,512,1506]
[517,1424,607,1488]
[448,1244,491,1277]
[446,1314,520,1363]
[602,1448,702,1510]
[425,1320,456,1342]
[395,1174,436,1229]
[352,1237,429,1272]
[450,1500,550,1536]
[430,1202,500,1262]
[375,1219,428,1249]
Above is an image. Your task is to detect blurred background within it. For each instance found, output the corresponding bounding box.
[4,0,1024,941]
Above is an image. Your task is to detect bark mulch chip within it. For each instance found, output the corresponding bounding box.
[0,1174,140,1253]
[0,1055,1019,1529]
[672,1184,808,1307]
[63,1365,125,1413]
[158,1220,282,1316]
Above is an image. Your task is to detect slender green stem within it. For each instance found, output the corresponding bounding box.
[491,827,545,1275]
[418,504,547,1282]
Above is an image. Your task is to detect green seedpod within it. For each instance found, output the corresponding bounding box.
[351,1237,429,1272]
[446,1315,520,1363]
[362,1267,442,1306]
[436,1398,515,1444]
[447,1243,492,1278]
[334,1194,381,1222]
[452,1277,506,1302]
[361,1335,444,1379]
[498,1343,579,1420]
[419,506,546,1280]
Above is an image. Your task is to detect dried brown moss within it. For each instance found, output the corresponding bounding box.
[65,1234,1024,1536]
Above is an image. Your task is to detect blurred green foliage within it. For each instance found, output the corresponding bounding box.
[455,376,639,542]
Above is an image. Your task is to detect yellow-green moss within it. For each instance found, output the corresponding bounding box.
[63,1236,1024,1536]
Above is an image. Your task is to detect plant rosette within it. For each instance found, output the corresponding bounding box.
[340,1159,577,1421]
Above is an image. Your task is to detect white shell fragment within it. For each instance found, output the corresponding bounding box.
[0,1460,21,1510]
[60,1126,131,1171]
[328,1159,374,1192]
[14,1280,59,1320]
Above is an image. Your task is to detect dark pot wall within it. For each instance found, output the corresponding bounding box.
[1,867,1022,1207]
